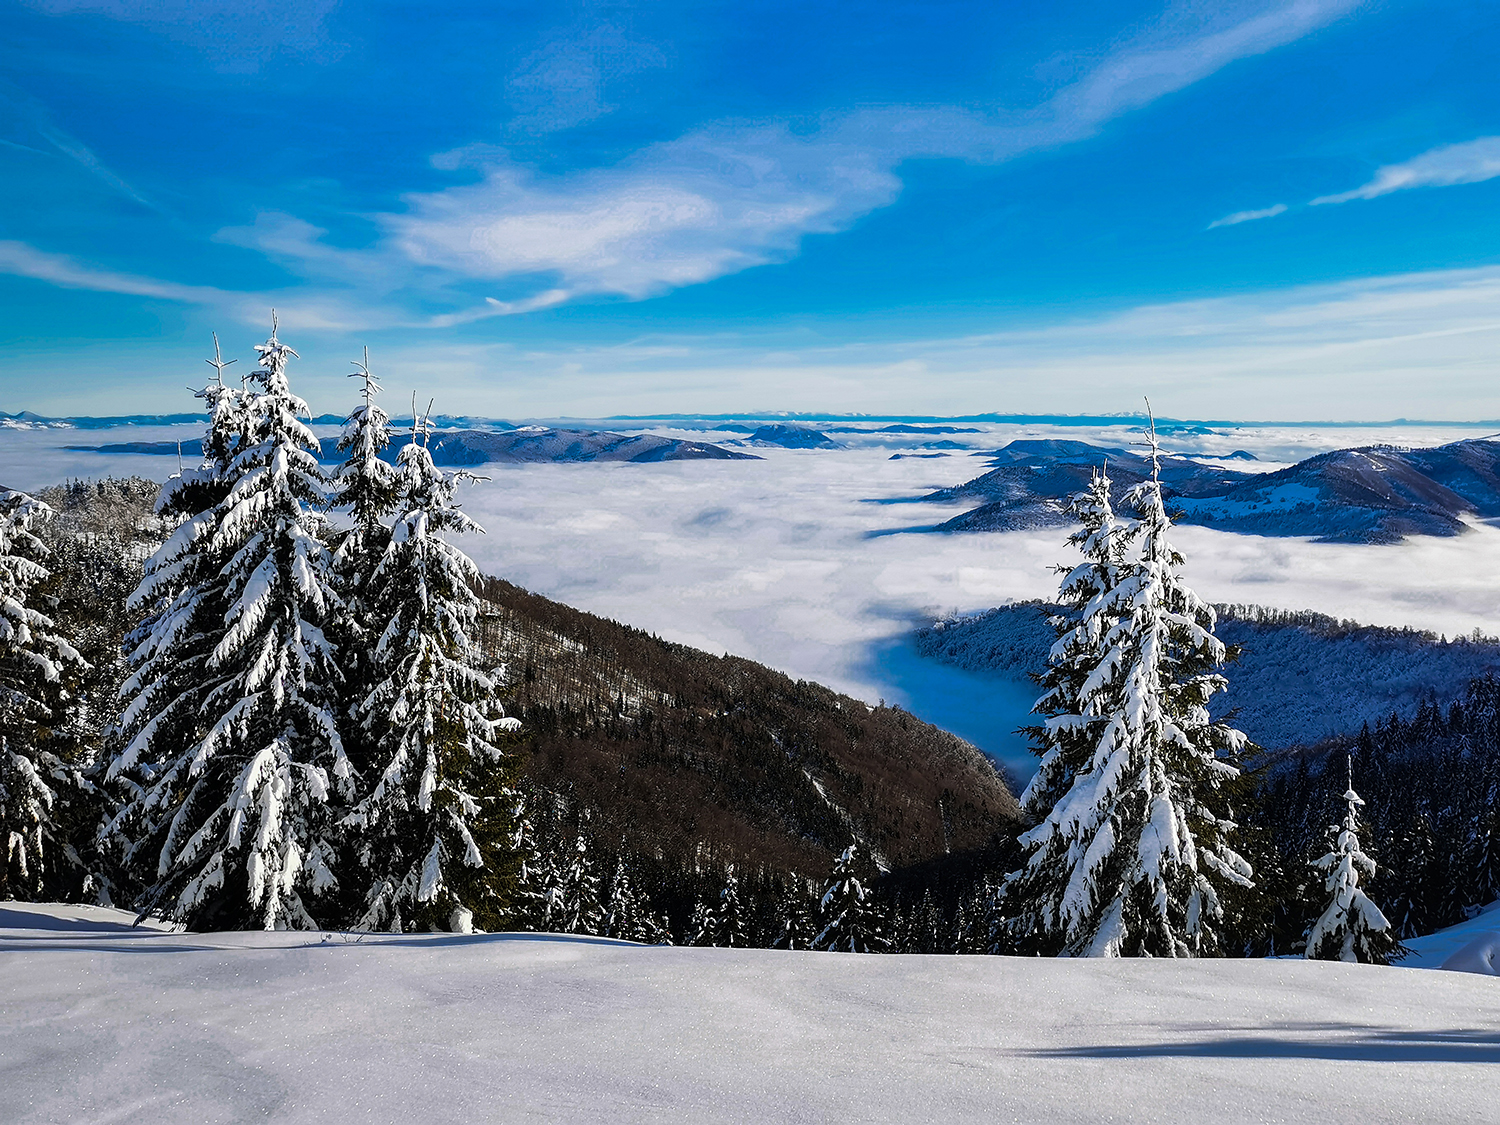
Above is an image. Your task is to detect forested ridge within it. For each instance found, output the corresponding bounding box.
[3,470,1019,946]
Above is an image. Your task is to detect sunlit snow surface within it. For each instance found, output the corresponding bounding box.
[1405,900,1500,975]
[6,418,1500,778]
[1,903,1497,1124]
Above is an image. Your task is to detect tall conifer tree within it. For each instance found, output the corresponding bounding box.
[107,320,349,929]
[331,348,397,612]
[343,407,520,931]
[1002,466,1131,949]
[813,844,884,953]
[0,489,88,900]
[1005,411,1253,956]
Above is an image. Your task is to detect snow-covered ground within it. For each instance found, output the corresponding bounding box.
[3,902,1499,1124]
[1405,900,1500,975]
[6,418,1500,778]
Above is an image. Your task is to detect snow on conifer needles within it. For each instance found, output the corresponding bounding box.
[101,325,522,932]
[1305,755,1401,965]
[344,403,523,933]
[0,488,89,900]
[107,322,348,928]
[1003,414,1254,957]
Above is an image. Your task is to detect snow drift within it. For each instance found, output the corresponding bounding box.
[4,903,1499,1124]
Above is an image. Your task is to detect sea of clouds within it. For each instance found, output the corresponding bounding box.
[5,417,1498,777]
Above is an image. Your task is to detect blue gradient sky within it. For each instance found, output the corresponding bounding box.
[3,0,1499,418]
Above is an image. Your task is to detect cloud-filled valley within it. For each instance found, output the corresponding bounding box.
[11,416,1500,774]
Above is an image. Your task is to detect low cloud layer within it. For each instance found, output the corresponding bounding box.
[6,420,1500,774]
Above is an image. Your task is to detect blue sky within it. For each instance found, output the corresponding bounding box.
[2,0,1499,419]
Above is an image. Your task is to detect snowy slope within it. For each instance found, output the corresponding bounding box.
[923,437,1500,543]
[1404,900,1500,975]
[917,602,1500,751]
[4,903,1499,1124]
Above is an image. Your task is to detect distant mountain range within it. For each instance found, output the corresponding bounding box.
[72,427,756,465]
[923,437,1500,543]
[402,427,756,464]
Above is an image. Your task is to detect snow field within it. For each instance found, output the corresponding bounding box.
[3,903,1499,1124]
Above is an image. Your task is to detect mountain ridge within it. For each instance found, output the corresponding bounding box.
[923,437,1500,543]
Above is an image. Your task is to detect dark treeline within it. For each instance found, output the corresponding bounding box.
[1249,677,1500,950]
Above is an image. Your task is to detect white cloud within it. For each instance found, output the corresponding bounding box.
[2,1,1366,326]
[386,125,906,299]
[383,1,1363,303]
[0,237,552,333]
[1208,203,1288,228]
[344,261,1500,420]
[1041,0,1362,133]
[12,237,1500,420]
[0,240,226,304]
[8,425,1500,777]
[1312,136,1500,205]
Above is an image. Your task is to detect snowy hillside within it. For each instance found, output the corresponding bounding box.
[1405,900,1500,974]
[2,902,1497,1124]
[921,436,1500,543]
[918,602,1500,751]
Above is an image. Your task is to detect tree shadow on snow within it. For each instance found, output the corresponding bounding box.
[1025,1024,1500,1064]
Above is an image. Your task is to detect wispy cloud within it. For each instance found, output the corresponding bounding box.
[0,79,159,210]
[20,0,344,71]
[0,239,224,303]
[352,261,1500,420]
[1208,203,1288,228]
[33,123,159,211]
[506,23,667,135]
[0,238,551,332]
[386,124,908,299]
[4,1,1366,324]
[384,0,1362,304]
[1312,136,1500,205]
[1040,0,1363,134]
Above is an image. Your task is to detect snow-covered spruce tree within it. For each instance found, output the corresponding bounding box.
[698,866,749,947]
[507,791,549,929]
[813,844,885,953]
[96,339,249,908]
[901,888,944,954]
[601,856,642,940]
[1305,757,1401,964]
[329,350,398,717]
[106,322,350,929]
[543,835,603,935]
[0,489,90,901]
[771,883,815,950]
[688,897,714,946]
[332,349,398,561]
[601,857,667,943]
[343,410,521,932]
[1000,465,1133,951]
[1004,414,1253,957]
